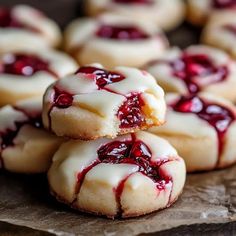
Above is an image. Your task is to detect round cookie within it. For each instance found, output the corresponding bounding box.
[0,5,62,52]
[85,0,186,31]
[202,11,236,58]
[187,0,236,26]
[0,48,77,106]
[145,45,236,102]
[0,97,64,174]
[48,131,186,218]
[42,64,166,140]
[64,15,168,68]
[149,93,236,172]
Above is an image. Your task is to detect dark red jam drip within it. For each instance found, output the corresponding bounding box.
[96,24,149,40]
[213,0,236,9]
[114,0,153,5]
[169,53,228,94]
[172,95,236,159]
[0,109,42,151]
[0,54,56,77]
[76,66,125,88]
[52,88,73,109]
[117,93,145,129]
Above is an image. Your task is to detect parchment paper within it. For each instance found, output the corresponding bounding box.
[1,163,236,236]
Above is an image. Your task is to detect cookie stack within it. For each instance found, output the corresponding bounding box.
[3,0,236,220]
[0,3,187,219]
[44,64,186,218]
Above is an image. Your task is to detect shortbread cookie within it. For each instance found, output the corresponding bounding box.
[145,45,236,102]
[0,49,77,106]
[0,5,62,52]
[48,131,186,218]
[42,64,166,140]
[85,0,185,31]
[187,0,236,26]
[149,93,236,172]
[64,15,168,68]
[202,11,236,58]
[0,97,64,174]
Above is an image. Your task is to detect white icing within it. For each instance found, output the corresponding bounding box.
[84,163,139,186]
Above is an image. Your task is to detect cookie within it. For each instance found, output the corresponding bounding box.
[64,14,168,68]
[0,48,77,106]
[149,93,236,172]
[85,0,185,31]
[0,5,62,52]
[202,11,236,58]
[0,97,64,174]
[48,131,186,218]
[42,64,166,140]
[187,0,236,26]
[145,45,236,102]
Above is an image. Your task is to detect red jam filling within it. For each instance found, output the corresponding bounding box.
[117,93,145,129]
[114,0,153,5]
[172,95,235,158]
[96,24,149,40]
[97,139,167,184]
[53,88,73,109]
[213,0,236,9]
[76,66,125,88]
[170,53,228,94]
[0,108,42,151]
[0,54,55,77]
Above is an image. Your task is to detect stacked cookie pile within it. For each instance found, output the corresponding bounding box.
[43,64,186,218]
[0,2,188,219]
[1,0,236,220]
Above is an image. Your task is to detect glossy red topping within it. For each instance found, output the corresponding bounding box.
[117,93,145,129]
[213,0,236,9]
[172,95,235,157]
[0,54,55,77]
[97,137,170,188]
[0,108,42,151]
[76,66,125,88]
[170,53,228,94]
[96,24,149,40]
[53,88,73,109]
[114,0,153,4]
